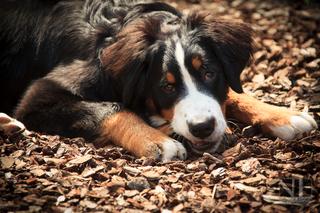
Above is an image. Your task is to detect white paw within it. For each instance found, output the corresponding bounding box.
[161,139,187,162]
[0,113,31,136]
[269,112,318,141]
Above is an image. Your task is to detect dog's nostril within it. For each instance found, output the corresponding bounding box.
[188,118,215,139]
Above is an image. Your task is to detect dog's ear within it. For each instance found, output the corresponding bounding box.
[188,13,256,93]
[100,17,164,106]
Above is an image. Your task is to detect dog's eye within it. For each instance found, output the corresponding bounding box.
[204,72,214,81]
[164,84,175,92]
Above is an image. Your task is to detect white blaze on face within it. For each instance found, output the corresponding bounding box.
[171,41,226,143]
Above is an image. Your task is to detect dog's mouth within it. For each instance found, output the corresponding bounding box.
[188,140,218,152]
[170,132,222,154]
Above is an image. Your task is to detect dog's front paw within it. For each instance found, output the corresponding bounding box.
[0,113,31,136]
[160,139,187,162]
[267,112,317,141]
[143,138,187,162]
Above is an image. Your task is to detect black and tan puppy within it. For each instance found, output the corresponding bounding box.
[0,0,317,161]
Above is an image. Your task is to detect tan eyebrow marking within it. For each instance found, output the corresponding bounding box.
[166,72,176,84]
[192,55,203,70]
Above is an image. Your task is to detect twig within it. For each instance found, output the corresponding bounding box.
[203,152,223,163]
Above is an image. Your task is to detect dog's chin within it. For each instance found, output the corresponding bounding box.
[187,139,222,155]
[170,130,224,155]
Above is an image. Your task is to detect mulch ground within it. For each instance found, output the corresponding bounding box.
[1,0,320,212]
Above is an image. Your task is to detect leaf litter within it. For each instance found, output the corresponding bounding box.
[1,0,320,212]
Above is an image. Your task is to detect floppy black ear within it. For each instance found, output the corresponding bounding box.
[100,16,164,106]
[188,13,256,93]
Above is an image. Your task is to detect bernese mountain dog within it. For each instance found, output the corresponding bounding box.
[0,0,317,161]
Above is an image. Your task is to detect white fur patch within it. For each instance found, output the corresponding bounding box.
[174,41,195,91]
[171,41,226,147]
[161,138,187,162]
[269,112,318,141]
[150,115,167,128]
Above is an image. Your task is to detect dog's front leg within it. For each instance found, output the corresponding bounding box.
[95,110,186,161]
[226,89,318,140]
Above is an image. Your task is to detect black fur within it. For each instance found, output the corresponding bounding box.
[0,0,255,145]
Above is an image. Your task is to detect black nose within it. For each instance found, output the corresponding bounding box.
[188,118,215,139]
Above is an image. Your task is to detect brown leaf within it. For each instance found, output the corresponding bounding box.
[143,170,160,181]
[200,187,212,196]
[127,177,150,192]
[227,189,237,201]
[30,169,45,177]
[66,189,81,198]
[235,158,261,173]
[68,155,92,164]
[1,156,15,169]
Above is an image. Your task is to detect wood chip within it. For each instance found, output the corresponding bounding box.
[1,156,15,168]
[30,169,46,177]
[68,155,92,164]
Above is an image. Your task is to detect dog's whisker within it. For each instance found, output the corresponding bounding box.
[156,125,170,132]
[226,120,241,132]
[218,133,234,150]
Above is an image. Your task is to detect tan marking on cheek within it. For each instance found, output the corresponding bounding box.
[166,72,176,84]
[146,99,157,113]
[158,108,175,136]
[161,107,175,121]
[192,55,203,70]
[147,100,174,135]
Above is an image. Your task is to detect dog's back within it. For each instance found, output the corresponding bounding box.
[0,0,87,113]
[0,0,168,114]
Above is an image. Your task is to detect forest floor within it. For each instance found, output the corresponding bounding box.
[1,0,320,212]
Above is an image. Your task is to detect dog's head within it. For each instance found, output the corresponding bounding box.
[101,7,255,154]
